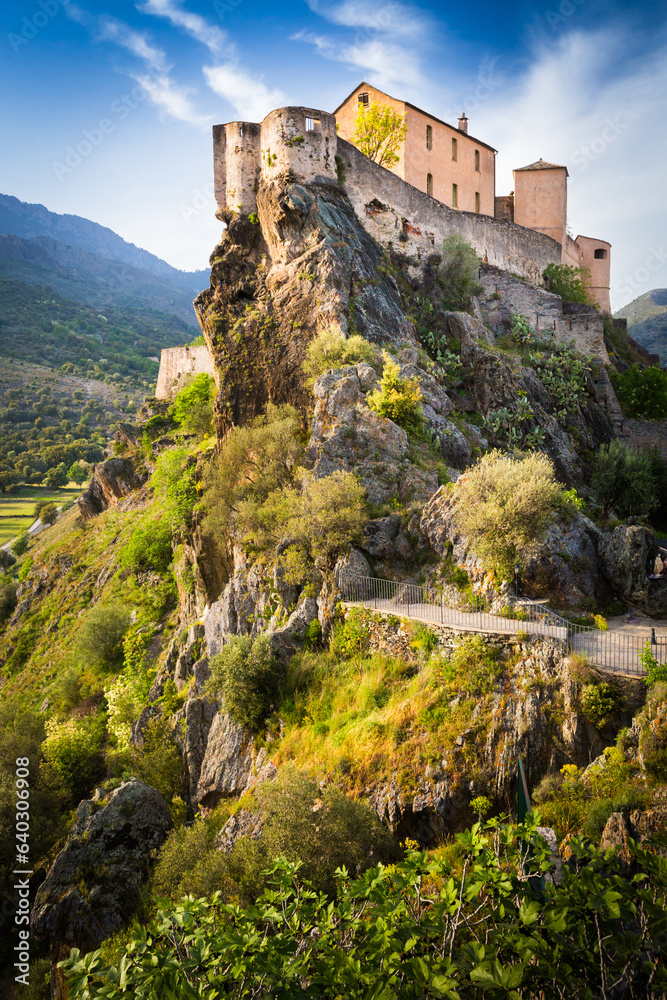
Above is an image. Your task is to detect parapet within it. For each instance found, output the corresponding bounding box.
[213,107,337,220]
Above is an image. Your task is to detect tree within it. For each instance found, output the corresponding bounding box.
[207,633,282,731]
[10,531,30,557]
[44,463,68,488]
[366,354,424,435]
[352,101,408,168]
[591,440,659,517]
[543,263,590,304]
[438,233,483,310]
[39,503,58,526]
[67,461,88,485]
[169,373,215,438]
[610,364,667,420]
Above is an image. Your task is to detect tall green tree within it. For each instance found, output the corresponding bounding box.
[353,101,408,168]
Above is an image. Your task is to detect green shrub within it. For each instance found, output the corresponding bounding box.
[580,681,621,728]
[42,714,104,798]
[304,619,323,649]
[367,353,424,435]
[39,502,58,525]
[120,517,173,573]
[169,372,215,437]
[0,582,16,626]
[129,717,184,801]
[75,602,131,667]
[610,364,667,420]
[152,816,224,900]
[543,263,590,304]
[302,328,379,386]
[437,233,482,310]
[11,530,30,556]
[150,448,198,534]
[207,633,282,731]
[452,450,563,580]
[641,641,667,686]
[330,607,372,661]
[591,440,659,517]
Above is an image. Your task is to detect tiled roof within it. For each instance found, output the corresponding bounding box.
[514,158,569,174]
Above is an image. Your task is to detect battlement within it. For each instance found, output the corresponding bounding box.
[213,107,337,220]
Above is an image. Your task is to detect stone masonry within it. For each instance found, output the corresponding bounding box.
[155,344,216,400]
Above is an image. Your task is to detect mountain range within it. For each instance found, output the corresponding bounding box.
[614,288,667,365]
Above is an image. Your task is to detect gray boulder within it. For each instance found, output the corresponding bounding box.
[32,779,172,992]
[196,711,254,812]
[270,594,320,664]
[599,525,667,618]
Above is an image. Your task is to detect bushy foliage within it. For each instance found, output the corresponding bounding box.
[367,353,424,435]
[67,461,89,485]
[202,403,304,542]
[543,263,590,304]
[302,328,379,386]
[120,517,173,573]
[352,101,407,167]
[452,450,563,579]
[580,681,621,728]
[151,446,198,534]
[641,640,667,686]
[590,439,660,517]
[437,233,483,311]
[129,717,184,802]
[610,363,667,419]
[42,714,104,798]
[11,530,30,556]
[62,816,667,1000]
[106,631,156,751]
[75,601,131,667]
[0,582,17,627]
[39,501,58,525]
[207,633,282,730]
[169,372,216,437]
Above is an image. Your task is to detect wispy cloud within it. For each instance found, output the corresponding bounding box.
[98,17,167,72]
[138,0,227,54]
[294,0,432,90]
[132,71,211,126]
[203,63,285,122]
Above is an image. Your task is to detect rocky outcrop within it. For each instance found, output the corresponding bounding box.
[270,593,319,664]
[77,457,146,519]
[32,779,172,997]
[306,365,439,506]
[599,525,667,618]
[599,806,667,872]
[196,711,254,812]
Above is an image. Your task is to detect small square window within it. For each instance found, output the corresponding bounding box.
[358,92,369,106]
[426,173,433,196]
[426,125,432,150]
[452,138,457,161]
[452,183,458,207]
[305,117,319,132]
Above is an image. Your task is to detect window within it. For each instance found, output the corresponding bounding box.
[452,183,458,208]
[426,173,433,196]
[305,117,319,132]
[452,137,457,161]
[358,92,369,106]
[594,248,607,259]
[426,124,432,150]
[475,149,480,172]
[475,192,480,213]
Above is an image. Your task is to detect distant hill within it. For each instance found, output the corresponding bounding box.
[615,289,667,365]
[0,194,208,292]
[0,278,189,388]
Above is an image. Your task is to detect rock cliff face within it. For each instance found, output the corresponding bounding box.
[77,457,146,519]
[32,780,172,998]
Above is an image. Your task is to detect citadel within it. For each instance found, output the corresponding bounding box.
[158,82,613,398]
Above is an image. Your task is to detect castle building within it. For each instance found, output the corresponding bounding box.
[334,82,496,217]
[335,84,611,311]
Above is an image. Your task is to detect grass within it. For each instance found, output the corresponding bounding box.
[0,484,85,544]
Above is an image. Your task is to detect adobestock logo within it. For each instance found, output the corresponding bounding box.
[570,115,628,172]
[7,0,71,53]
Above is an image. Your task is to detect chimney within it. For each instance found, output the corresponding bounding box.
[458,113,468,134]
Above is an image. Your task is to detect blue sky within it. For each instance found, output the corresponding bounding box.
[1,0,666,309]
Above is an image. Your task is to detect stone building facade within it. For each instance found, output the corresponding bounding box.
[155,345,216,400]
[334,82,496,217]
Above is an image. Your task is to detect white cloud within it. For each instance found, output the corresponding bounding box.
[132,73,212,127]
[138,0,227,54]
[203,63,286,122]
[294,0,432,92]
[99,18,167,71]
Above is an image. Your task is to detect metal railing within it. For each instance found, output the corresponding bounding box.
[340,574,666,676]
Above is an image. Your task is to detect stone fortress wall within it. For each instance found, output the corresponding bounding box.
[212,106,562,287]
[155,345,216,400]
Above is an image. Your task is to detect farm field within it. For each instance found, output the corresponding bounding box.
[0,484,83,545]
